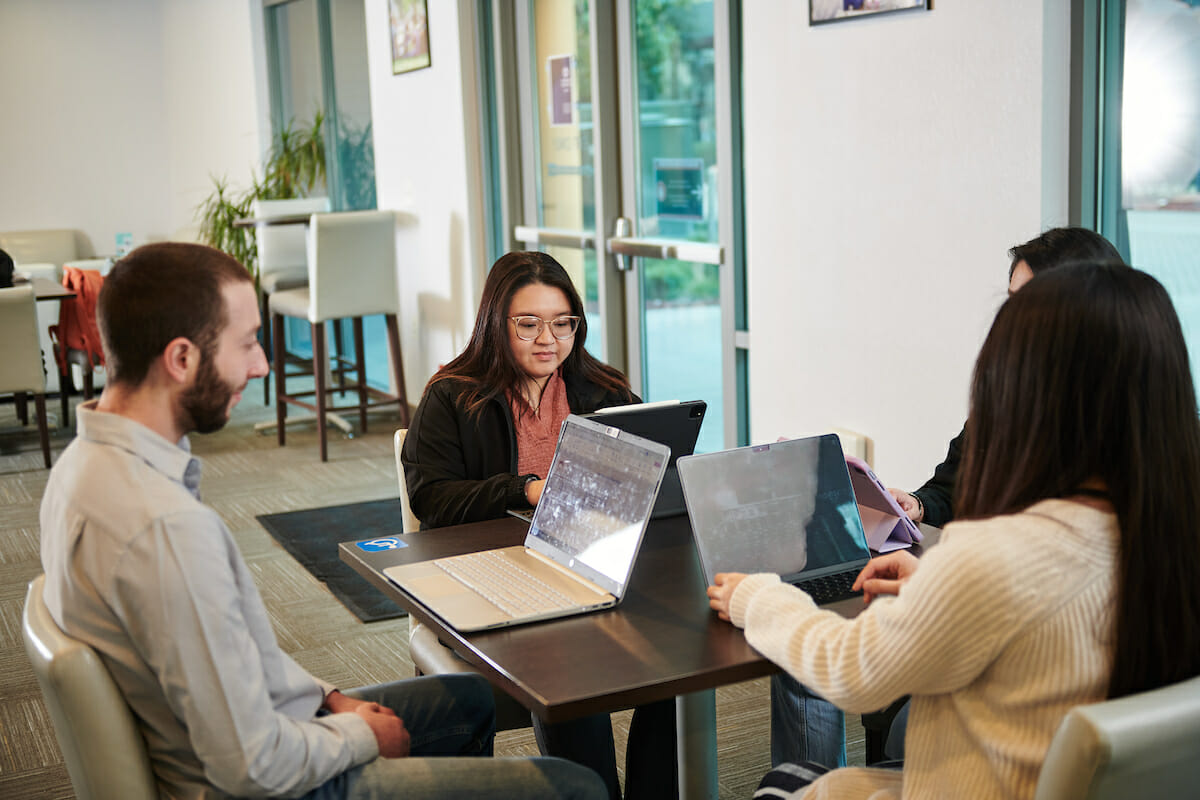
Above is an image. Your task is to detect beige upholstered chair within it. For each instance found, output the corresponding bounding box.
[1034,673,1200,799]
[252,197,330,403]
[393,429,421,534]
[22,575,157,800]
[0,229,89,397]
[270,210,409,461]
[253,197,330,295]
[0,228,84,266]
[0,285,52,467]
[393,428,529,731]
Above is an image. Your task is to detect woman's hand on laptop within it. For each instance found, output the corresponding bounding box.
[524,478,545,505]
[853,551,920,604]
[707,572,748,622]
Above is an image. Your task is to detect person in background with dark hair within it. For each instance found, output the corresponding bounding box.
[402,251,676,800]
[710,263,1200,799]
[0,247,14,288]
[864,227,1130,761]
[769,227,1131,772]
[39,243,606,800]
[889,226,1127,528]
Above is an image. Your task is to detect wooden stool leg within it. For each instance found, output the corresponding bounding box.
[313,322,328,462]
[261,291,272,406]
[35,393,51,468]
[333,320,348,396]
[59,361,71,430]
[273,313,287,445]
[353,317,367,433]
[81,364,94,400]
[385,314,409,426]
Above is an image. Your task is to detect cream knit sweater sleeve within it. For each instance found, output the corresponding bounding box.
[727,516,1086,714]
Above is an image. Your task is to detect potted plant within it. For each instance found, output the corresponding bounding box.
[197,111,327,278]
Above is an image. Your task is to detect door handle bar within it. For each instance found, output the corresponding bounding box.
[606,237,724,266]
[513,226,596,250]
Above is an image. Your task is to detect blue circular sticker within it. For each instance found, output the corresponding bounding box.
[356,537,408,552]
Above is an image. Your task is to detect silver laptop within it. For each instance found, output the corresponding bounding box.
[385,414,670,632]
[678,433,872,605]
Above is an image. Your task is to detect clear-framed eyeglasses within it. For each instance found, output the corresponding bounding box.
[509,315,581,341]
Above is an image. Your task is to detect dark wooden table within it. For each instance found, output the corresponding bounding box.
[340,514,941,799]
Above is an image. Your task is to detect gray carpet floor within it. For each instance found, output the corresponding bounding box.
[0,389,865,798]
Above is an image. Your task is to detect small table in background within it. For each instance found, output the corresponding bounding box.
[27,276,75,302]
[232,213,314,229]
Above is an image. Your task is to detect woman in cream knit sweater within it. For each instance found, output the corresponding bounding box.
[709,264,1200,799]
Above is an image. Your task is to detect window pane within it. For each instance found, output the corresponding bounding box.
[269,0,323,129]
[331,0,376,210]
[530,0,603,361]
[634,0,718,245]
[1122,0,1200,393]
[633,0,722,451]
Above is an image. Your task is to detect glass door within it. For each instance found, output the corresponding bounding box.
[508,0,744,451]
[512,0,616,366]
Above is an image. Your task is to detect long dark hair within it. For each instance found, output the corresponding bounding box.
[957,263,1200,698]
[429,251,632,414]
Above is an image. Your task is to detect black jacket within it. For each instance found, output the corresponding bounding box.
[402,374,635,529]
[912,425,963,528]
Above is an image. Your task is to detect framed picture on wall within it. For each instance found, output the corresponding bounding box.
[390,0,431,75]
[810,0,928,26]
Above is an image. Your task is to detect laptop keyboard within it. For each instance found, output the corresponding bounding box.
[795,571,862,605]
[435,550,576,618]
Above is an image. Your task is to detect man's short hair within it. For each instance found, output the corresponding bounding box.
[1008,227,1125,279]
[98,243,253,387]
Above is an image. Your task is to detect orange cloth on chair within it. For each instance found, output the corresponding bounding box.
[50,266,105,375]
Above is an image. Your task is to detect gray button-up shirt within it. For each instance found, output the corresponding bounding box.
[40,403,377,798]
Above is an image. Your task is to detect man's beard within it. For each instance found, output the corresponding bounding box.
[177,352,239,435]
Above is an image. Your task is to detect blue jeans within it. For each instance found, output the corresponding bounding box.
[303,675,607,800]
[769,673,846,769]
[885,699,910,761]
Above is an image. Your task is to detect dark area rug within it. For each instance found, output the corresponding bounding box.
[257,498,408,623]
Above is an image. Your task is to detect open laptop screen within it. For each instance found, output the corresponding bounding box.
[528,416,669,591]
[679,434,871,584]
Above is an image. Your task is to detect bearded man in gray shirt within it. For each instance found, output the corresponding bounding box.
[38,242,605,800]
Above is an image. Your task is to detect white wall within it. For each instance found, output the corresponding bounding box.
[363,0,486,396]
[161,0,263,241]
[743,0,1071,488]
[0,0,262,251]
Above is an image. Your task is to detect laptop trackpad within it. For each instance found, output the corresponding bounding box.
[403,572,512,628]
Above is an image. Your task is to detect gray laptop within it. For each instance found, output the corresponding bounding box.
[677,433,872,605]
[385,414,670,632]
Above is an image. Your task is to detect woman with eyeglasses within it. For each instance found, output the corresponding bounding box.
[402,250,675,800]
[403,250,634,528]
